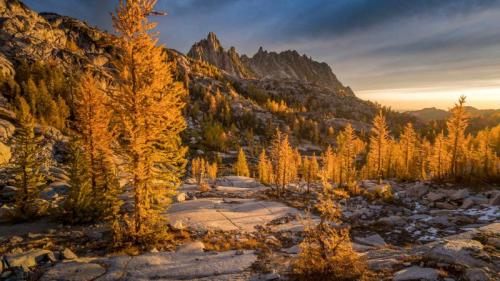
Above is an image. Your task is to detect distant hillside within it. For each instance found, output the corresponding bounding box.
[407,107,500,122]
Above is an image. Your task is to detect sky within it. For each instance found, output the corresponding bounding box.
[24,0,500,110]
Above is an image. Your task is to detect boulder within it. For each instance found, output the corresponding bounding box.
[0,204,16,223]
[378,215,406,226]
[393,266,439,281]
[426,239,488,268]
[24,198,49,217]
[5,249,55,268]
[283,245,300,254]
[461,198,475,209]
[176,241,205,253]
[354,234,386,248]
[427,192,446,202]
[489,193,500,206]
[62,248,77,260]
[40,262,106,281]
[435,202,456,210]
[366,184,392,198]
[175,192,187,202]
[0,142,11,165]
[450,189,469,201]
[0,119,15,140]
[406,183,429,198]
[464,268,490,281]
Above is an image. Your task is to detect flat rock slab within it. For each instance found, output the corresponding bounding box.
[215,176,263,189]
[167,198,300,232]
[393,266,439,281]
[42,250,256,281]
[41,261,106,281]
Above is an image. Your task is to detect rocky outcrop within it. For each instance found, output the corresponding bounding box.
[187,32,253,78]
[242,47,348,92]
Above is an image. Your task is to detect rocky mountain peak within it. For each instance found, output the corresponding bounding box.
[187,32,253,79]
[242,47,346,92]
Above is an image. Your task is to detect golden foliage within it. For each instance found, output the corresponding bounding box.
[11,96,47,219]
[234,148,250,177]
[110,0,187,245]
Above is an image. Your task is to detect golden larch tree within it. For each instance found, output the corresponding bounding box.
[367,111,389,184]
[399,123,417,179]
[110,0,187,242]
[336,124,364,187]
[11,96,46,218]
[234,148,250,177]
[75,72,116,195]
[258,149,273,185]
[446,96,468,180]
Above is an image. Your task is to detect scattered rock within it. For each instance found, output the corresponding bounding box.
[378,215,406,226]
[177,241,205,253]
[406,183,429,198]
[62,248,77,260]
[435,202,456,210]
[0,204,15,223]
[0,141,11,165]
[489,193,500,206]
[5,249,55,268]
[427,192,446,202]
[462,198,475,209]
[9,235,23,244]
[354,234,387,248]
[175,192,187,202]
[283,245,300,254]
[393,266,439,281]
[426,239,488,268]
[40,262,106,281]
[464,267,490,281]
[450,189,469,201]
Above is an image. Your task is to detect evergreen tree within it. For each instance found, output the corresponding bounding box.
[399,123,417,179]
[429,132,448,181]
[446,96,468,180]
[59,140,95,224]
[110,0,187,244]
[11,96,46,218]
[258,149,273,185]
[270,130,296,196]
[234,148,250,177]
[207,162,218,181]
[73,72,120,221]
[336,124,364,187]
[367,111,389,184]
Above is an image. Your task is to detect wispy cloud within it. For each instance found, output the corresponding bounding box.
[23,0,500,109]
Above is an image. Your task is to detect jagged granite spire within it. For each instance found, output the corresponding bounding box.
[187,32,253,79]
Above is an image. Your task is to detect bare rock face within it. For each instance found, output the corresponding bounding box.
[188,32,254,78]
[242,47,348,92]
[0,0,67,60]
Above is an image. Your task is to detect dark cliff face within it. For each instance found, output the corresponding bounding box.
[187,32,350,93]
[242,47,346,92]
[187,32,253,79]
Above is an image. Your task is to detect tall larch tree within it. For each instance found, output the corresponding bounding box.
[270,130,295,196]
[399,123,417,179]
[75,72,116,194]
[336,124,364,187]
[368,111,389,184]
[234,148,250,177]
[429,132,448,181]
[446,96,468,181]
[74,72,119,220]
[11,96,46,218]
[258,149,273,185]
[110,0,187,242]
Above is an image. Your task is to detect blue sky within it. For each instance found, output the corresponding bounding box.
[24,0,500,110]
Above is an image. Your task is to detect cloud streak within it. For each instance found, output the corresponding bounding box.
[23,0,500,109]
